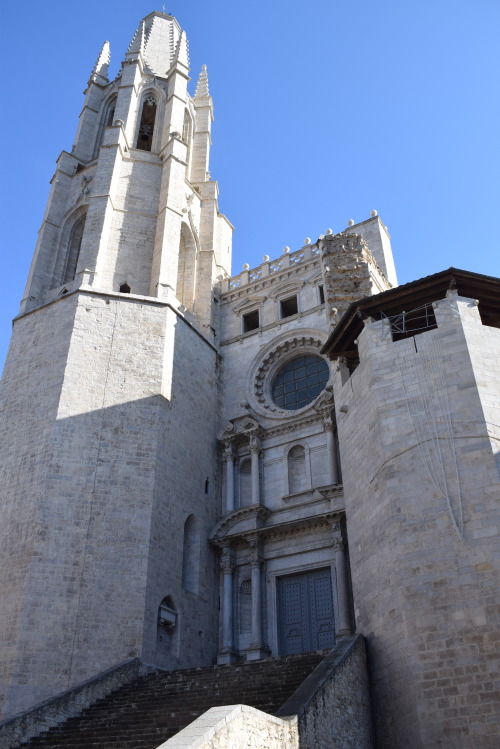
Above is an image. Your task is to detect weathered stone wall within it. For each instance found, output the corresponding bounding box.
[332,293,500,747]
[0,289,221,719]
[278,635,373,749]
[296,637,372,748]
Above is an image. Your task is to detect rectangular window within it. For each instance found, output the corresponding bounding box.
[280,295,298,319]
[318,285,325,304]
[242,309,260,332]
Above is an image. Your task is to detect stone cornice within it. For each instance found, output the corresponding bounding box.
[262,411,325,438]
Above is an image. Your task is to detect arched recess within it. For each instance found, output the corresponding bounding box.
[55,207,88,287]
[238,458,252,508]
[176,222,197,311]
[94,93,117,157]
[182,109,193,177]
[134,85,165,153]
[182,514,200,594]
[286,443,310,495]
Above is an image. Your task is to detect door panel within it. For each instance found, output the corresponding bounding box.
[277,568,335,655]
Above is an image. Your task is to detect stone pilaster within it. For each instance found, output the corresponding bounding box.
[249,436,261,506]
[218,544,238,664]
[247,539,270,661]
[331,521,351,636]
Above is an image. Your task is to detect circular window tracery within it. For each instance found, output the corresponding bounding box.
[271,355,329,410]
[251,335,328,414]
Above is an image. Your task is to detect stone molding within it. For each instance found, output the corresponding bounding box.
[253,334,327,414]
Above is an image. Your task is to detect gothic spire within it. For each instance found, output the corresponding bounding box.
[91,41,110,82]
[127,20,146,55]
[194,65,210,100]
[173,30,189,69]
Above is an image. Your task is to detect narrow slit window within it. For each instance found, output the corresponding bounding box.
[106,103,116,128]
[280,295,298,319]
[243,310,260,333]
[136,95,157,152]
[318,285,325,304]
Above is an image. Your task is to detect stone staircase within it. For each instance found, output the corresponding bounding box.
[20,651,328,749]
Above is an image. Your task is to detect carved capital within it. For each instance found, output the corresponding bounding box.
[221,545,234,574]
[330,520,345,552]
[247,536,263,567]
[250,554,263,569]
[249,435,261,455]
[322,419,334,433]
[222,441,236,463]
[221,558,234,574]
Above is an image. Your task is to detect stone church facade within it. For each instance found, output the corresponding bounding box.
[0,11,499,748]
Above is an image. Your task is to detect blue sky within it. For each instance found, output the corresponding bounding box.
[1,0,499,370]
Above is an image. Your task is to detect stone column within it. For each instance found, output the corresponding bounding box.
[332,521,351,635]
[323,418,339,485]
[247,541,270,661]
[218,544,237,664]
[249,436,261,506]
[222,441,235,513]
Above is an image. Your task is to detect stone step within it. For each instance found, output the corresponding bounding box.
[21,650,327,749]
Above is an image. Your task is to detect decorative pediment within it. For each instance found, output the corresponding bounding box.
[218,416,263,444]
[268,279,305,299]
[231,296,267,315]
[237,416,260,434]
[210,504,272,542]
[218,421,235,441]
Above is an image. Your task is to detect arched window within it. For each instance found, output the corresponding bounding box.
[105,98,116,128]
[95,94,117,156]
[239,458,252,507]
[182,514,200,593]
[136,94,157,151]
[288,445,307,494]
[62,212,86,285]
[239,579,252,635]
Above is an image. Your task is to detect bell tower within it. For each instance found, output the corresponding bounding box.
[0,12,231,720]
[22,11,232,333]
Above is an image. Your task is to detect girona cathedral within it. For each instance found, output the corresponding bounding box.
[0,11,499,749]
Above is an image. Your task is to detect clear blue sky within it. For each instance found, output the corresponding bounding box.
[1,0,499,370]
